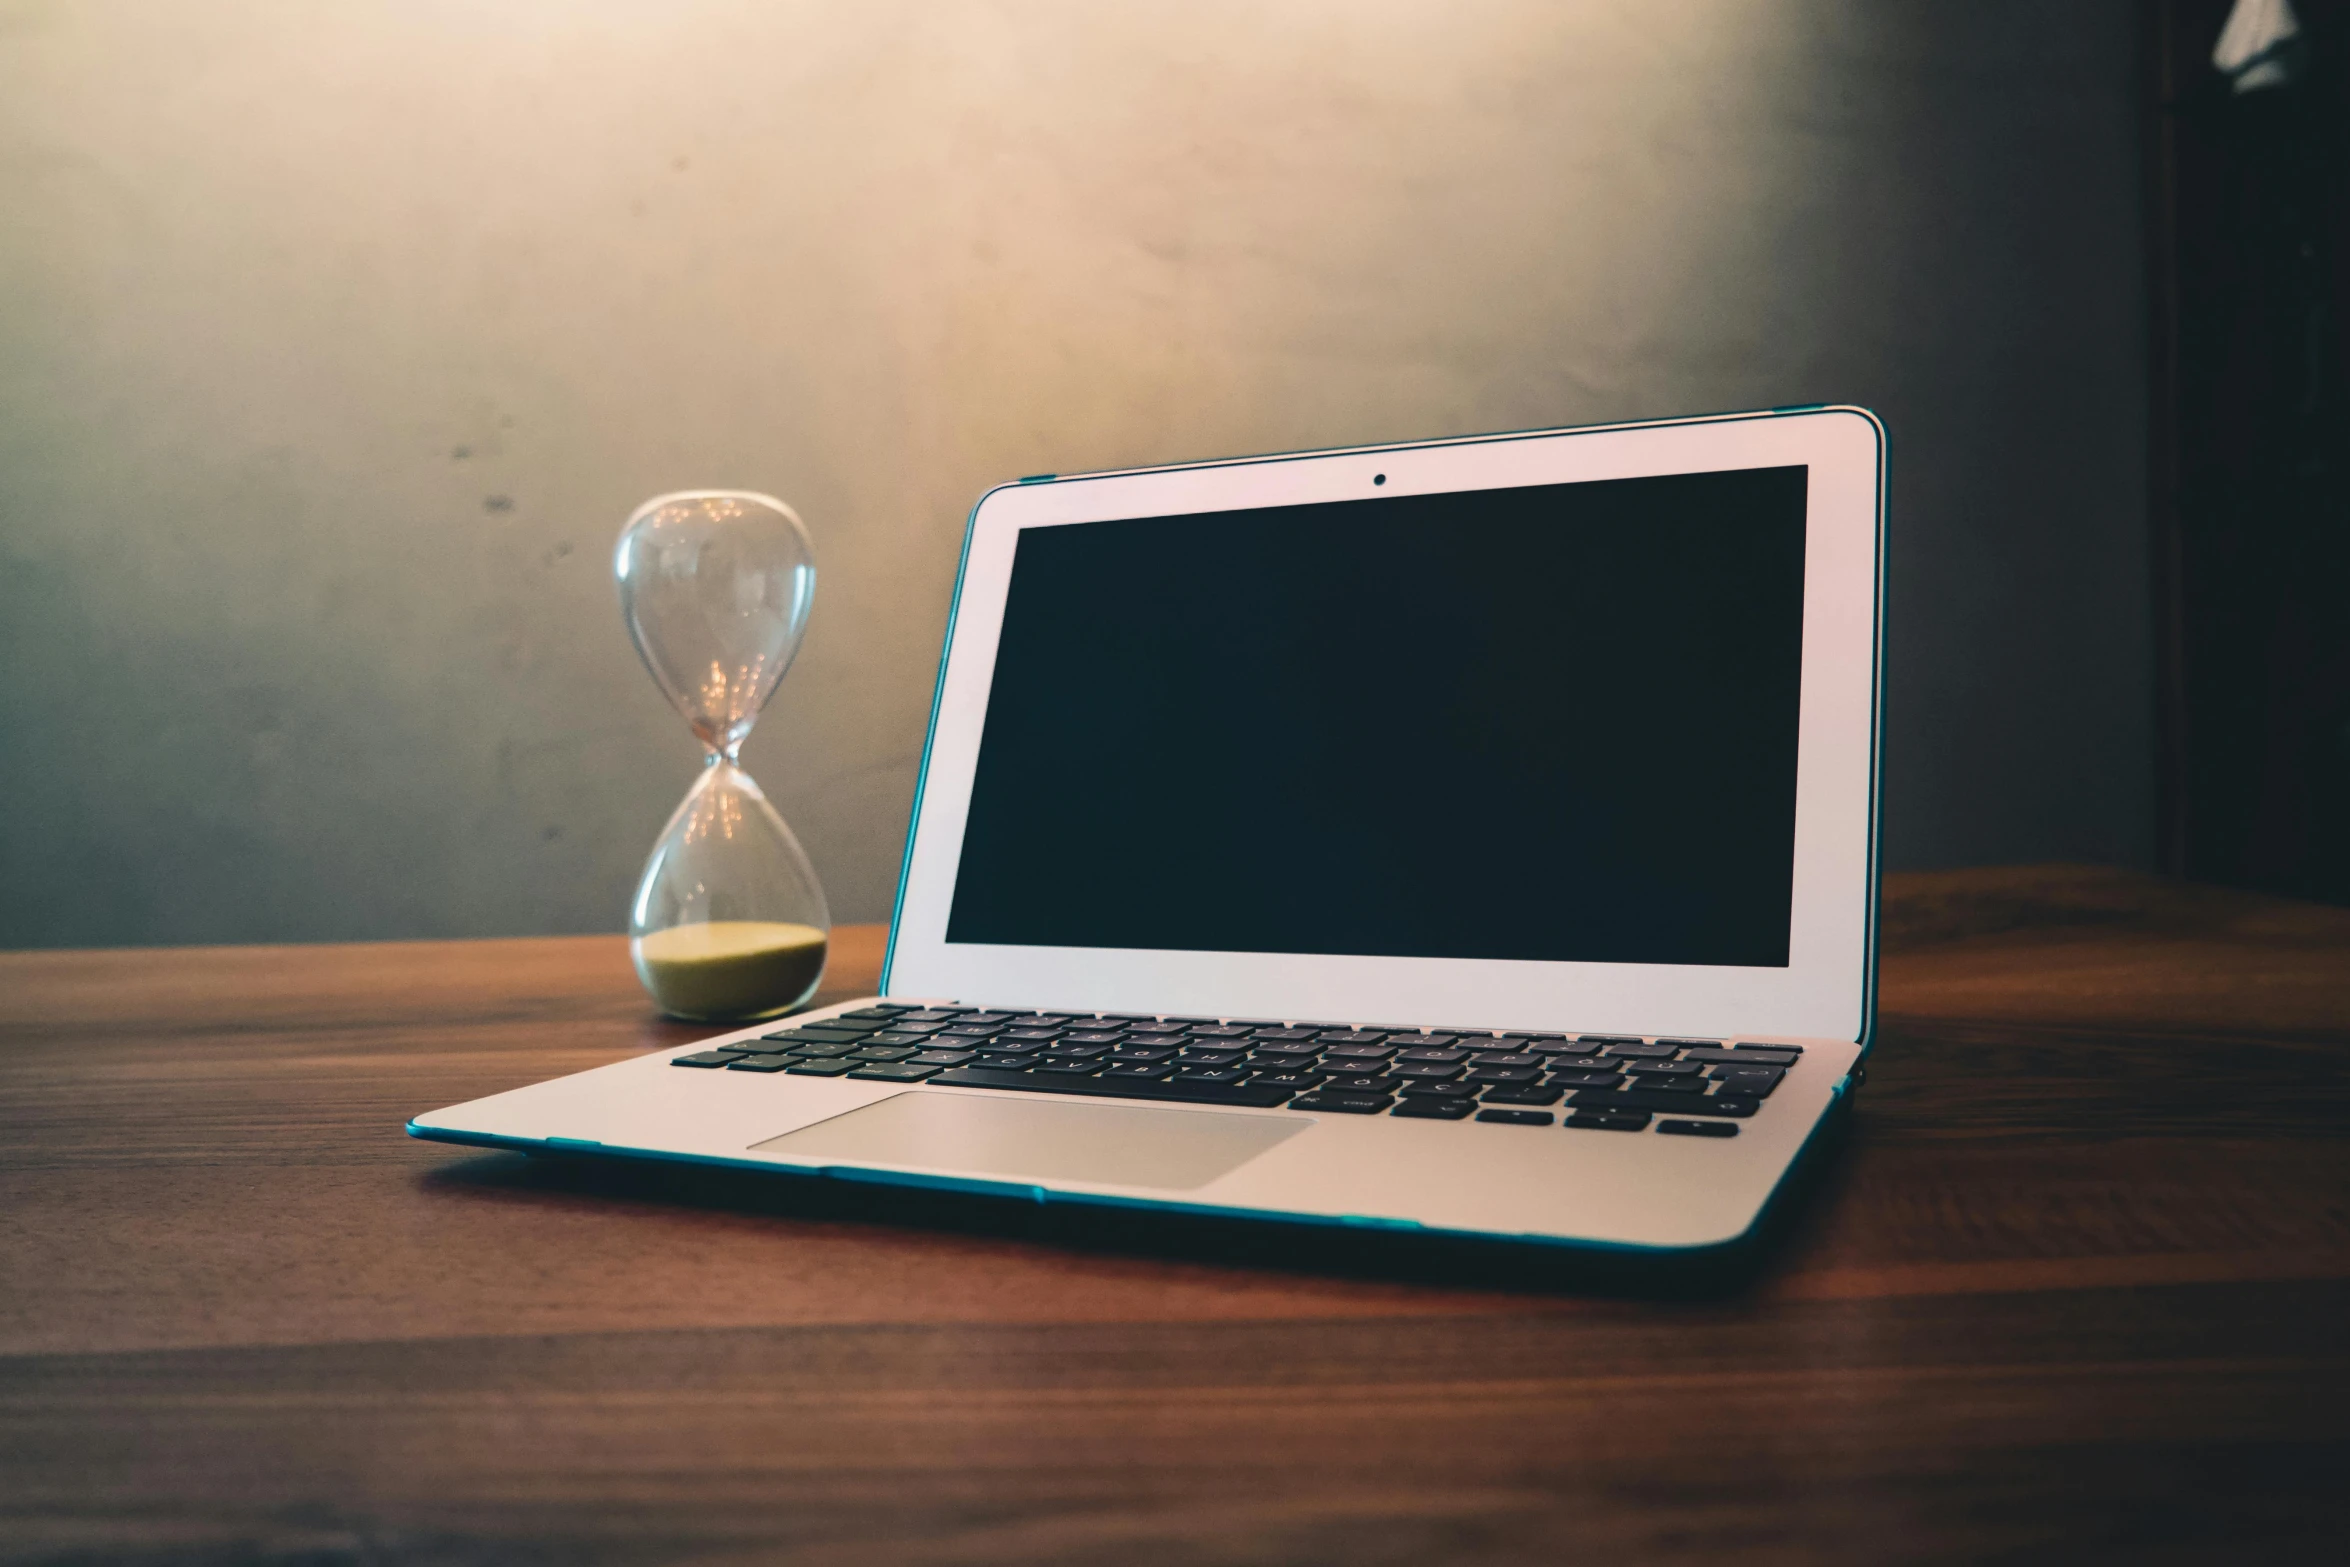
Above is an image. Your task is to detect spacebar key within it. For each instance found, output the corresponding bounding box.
[930,1067,1295,1109]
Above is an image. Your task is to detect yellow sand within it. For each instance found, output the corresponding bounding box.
[634,920,828,1022]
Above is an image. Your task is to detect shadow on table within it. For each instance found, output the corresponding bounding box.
[416,1102,1855,1302]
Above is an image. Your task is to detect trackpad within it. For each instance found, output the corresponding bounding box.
[750,1092,1307,1191]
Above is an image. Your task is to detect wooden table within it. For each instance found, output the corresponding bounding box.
[3,866,2346,1564]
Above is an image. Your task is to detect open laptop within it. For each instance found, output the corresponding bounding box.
[410,405,1884,1255]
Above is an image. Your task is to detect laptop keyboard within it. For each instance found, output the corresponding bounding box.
[671,1005,1805,1136]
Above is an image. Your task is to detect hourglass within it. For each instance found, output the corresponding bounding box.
[616,491,830,1021]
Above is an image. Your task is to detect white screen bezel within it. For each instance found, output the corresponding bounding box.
[884,408,1883,1042]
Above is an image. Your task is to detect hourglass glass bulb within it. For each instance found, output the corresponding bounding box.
[615,491,815,759]
[630,759,830,1020]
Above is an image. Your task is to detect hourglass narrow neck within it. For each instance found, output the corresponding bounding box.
[704,743,742,768]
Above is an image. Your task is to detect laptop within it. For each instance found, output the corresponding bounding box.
[410,405,1885,1255]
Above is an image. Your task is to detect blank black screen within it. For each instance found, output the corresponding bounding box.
[945,464,1807,967]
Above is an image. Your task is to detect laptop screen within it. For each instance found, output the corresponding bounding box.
[945,463,1808,969]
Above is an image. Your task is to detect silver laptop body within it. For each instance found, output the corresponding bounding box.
[412,406,1885,1255]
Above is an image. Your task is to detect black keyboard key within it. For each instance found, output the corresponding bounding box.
[1398,1080,1474,1099]
[1396,1047,1468,1065]
[1124,1020,1188,1034]
[1579,1035,1643,1045]
[1251,1028,1319,1042]
[1176,1047,1247,1066]
[956,1013,1016,1024]
[975,1053,1039,1069]
[779,1042,857,1058]
[860,1031,935,1047]
[1042,1044,1110,1060]
[892,1011,963,1024]
[1465,1066,1542,1085]
[1658,1119,1739,1138]
[933,1067,1295,1108]
[1321,1073,1398,1094]
[785,1059,856,1077]
[1570,1089,1758,1118]
[1032,1059,1106,1075]
[1657,1038,1724,1050]
[850,1045,919,1062]
[1545,1069,1624,1089]
[910,1049,977,1066]
[1735,1041,1805,1053]
[1187,1025,1253,1039]
[1685,1045,1800,1067]
[1061,1030,1125,1045]
[1627,1059,1703,1077]
[848,1062,942,1082]
[937,1024,1005,1039]
[1709,1066,1784,1095]
[843,1007,908,1020]
[1291,1091,1390,1114]
[1388,1061,1464,1080]
[1406,1034,1459,1048]
[1101,1062,1173,1080]
[1316,1031,1388,1045]
[1469,1051,1543,1068]
[1480,1085,1564,1106]
[766,1027,866,1045]
[1391,1097,1475,1120]
[1250,1069,1325,1091]
[1566,1110,1651,1131]
[672,1050,738,1068]
[1171,1066,1249,1085]
[711,1041,767,1053]
[1111,1045,1178,1063]
[1731,1046,1802,1064]
[876,1019,951,1034]
[1248,1043,1320,1062]
[1475,1109,1554,1126]
[1322,1045,1394,1064]
[1528,1040,1601,1057]
[998,1028,1064,1042]
[1600,1043,1678,1060]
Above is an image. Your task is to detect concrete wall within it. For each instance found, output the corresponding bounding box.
[0,0,2149,948]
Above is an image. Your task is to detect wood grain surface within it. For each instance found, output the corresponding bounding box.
[2,867,2346,1565]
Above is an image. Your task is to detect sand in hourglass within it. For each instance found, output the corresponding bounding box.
[633,920,828,1021]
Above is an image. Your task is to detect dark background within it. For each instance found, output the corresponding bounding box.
[2150,0,2350,907]
[949,467,1809,965]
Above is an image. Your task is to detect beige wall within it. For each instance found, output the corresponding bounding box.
[0,1,2149,946]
